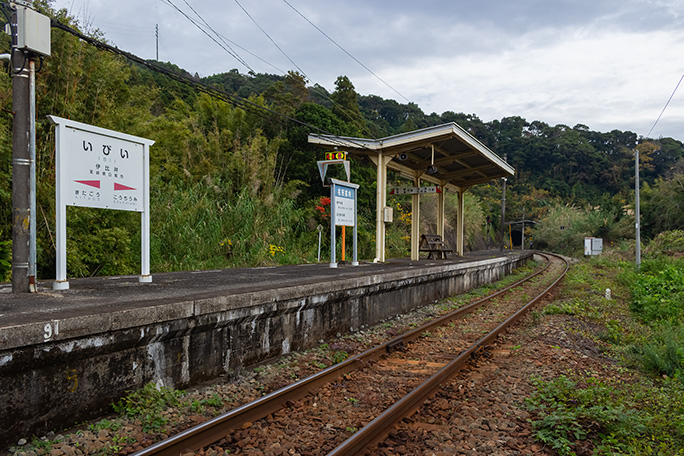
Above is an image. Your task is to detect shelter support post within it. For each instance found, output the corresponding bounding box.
[456,189,465,256]
[410,176,421,261]
[437,184,445,239]
[375,153,388,262]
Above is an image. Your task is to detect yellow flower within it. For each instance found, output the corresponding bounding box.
[269,244,284,256]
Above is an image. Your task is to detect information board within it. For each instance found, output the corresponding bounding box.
[333,184,355,226]
[329,179,359,268]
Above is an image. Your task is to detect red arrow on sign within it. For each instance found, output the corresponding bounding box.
[114,183,136,191]
[74,180,101,189]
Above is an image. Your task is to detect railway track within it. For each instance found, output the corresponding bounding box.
[133,252,568,456]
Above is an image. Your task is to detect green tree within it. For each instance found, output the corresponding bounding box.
[330,75,366,135]
[641,160,684,239]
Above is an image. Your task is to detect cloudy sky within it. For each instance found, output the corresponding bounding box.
[51,0,684,141]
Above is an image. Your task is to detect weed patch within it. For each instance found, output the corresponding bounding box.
[527,375,684,455]
[112,383,185,433]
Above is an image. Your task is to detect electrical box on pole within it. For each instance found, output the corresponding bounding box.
[16,6,51,56]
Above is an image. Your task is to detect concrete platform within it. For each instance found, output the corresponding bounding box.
[1,250,524,346]
[0,249,533,445]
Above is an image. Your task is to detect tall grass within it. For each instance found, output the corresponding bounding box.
[151,178,312,271]
[637,324,684,378]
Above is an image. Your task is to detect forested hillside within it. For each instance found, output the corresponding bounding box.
[1,1,683,280]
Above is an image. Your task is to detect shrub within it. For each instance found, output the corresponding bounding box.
[645,230,684,257]
[532,204,633,254]
[627,259,684,323]
[526,375,648,456]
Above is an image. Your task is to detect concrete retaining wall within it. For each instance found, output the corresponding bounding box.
[0,253,531,445]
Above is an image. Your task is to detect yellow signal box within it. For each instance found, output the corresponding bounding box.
[325,151,347,161]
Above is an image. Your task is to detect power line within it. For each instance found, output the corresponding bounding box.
[164,0,288,74]
[646,72,684,139]
[233,0,308,80]
[160,0,378,138]
[214,30,287,74]
[282,0,411,104]
[49,18,372,152]
[160,0,254,72]
[179,0,255,72]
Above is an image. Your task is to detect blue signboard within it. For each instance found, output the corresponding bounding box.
[333,184,355,226]
[329,179,360,268]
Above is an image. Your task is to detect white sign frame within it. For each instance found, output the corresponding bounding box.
[316,159,350,187]
[49,116,155,290]
[329,178,359,268]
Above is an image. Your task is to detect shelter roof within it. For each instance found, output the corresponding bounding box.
[309,123,514,191]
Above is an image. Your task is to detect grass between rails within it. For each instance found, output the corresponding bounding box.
[527,244,684,456]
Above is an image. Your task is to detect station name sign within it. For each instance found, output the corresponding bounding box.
[49,116,155,289]
[62,127,145,212]
[390,186,442,195]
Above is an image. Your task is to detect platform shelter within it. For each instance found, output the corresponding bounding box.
[309,123,515,261]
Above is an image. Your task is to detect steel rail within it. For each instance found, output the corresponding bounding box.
[327,253,568,455]
[132,253,550,456]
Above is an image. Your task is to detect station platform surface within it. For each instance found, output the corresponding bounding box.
[0,249,527,330]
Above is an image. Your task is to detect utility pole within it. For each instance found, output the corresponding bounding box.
[635,145,641,269]
[10,2,50,292]
[155,24,159,60]
[11,7,30,293]
[521,206,525,250]
[499,155,507,252]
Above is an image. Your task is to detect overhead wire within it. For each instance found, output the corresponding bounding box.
[646,72,684,139]
[158,0,285,73]
[230,1,378,138]
[159,0,384,139]
[48,17,372,152]
[214,30,287,74]
[233,0,308,80]
[282,0,411,104]
[160,0,254,72]
[178,0,255,72]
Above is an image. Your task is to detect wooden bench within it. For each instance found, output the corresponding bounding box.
[419,234,454,260]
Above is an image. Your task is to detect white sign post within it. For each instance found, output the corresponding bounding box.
[330,178,359,268]
[49,116,154,290]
